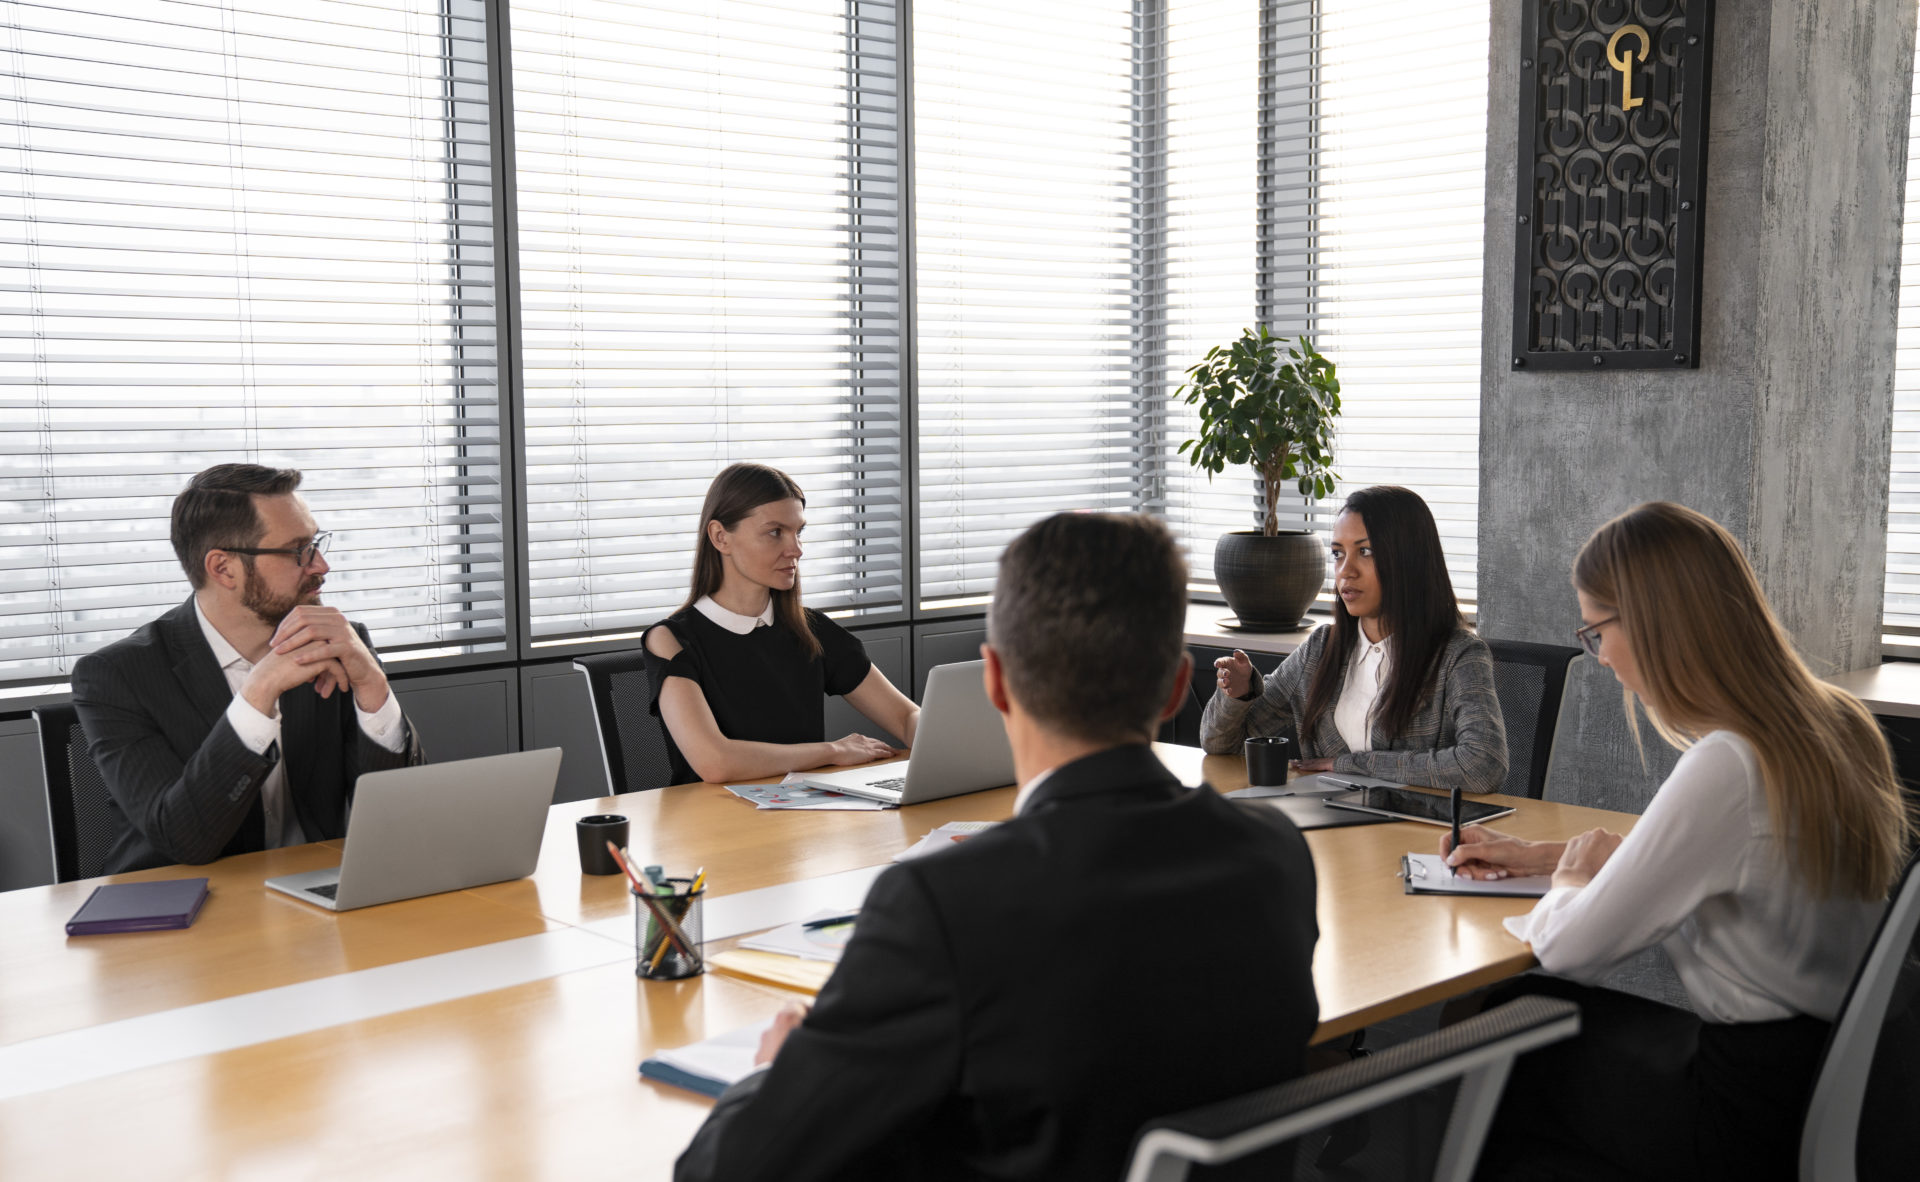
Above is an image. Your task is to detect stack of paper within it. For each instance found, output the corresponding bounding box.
[739,910,857,962]
[708,909,858,995]
[893,820,998,861]
[639,1018,774,1097]
[723,773,889,811]
[707,949,837,994]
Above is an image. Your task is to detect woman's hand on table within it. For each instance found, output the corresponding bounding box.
[1290,757,1335,773]
[1550,828,1624,890]
[826,733,900,766]
[1441,825,1564,880]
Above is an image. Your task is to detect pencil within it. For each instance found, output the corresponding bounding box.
[610,843,697,959]
[647,930,674,972]
[1449,787,1462,877]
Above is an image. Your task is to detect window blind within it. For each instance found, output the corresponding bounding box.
[1158,0,1315,597]
[0,0,504,688]
[511,0,904,643]
[1311,0,1488,601]
[912,0,1140,606]
[1885,5,1920,637]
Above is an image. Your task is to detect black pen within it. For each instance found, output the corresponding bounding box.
[1449,786,1462,877]
[802,913,859,930]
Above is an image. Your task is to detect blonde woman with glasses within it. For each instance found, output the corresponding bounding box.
[1443,501,1914,1182]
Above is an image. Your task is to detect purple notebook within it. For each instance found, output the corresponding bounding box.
[65,877,210,936]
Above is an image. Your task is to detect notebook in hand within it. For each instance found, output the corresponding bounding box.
[66,877,210,935]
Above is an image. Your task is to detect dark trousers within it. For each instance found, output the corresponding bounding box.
[1474,976,1830,1182]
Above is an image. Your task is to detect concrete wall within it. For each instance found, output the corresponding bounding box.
[1478,0,1917,816]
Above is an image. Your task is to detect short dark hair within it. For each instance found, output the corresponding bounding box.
[171,464,303,589]
[988,512,1189,745]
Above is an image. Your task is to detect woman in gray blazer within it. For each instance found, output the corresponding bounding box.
[1201,485,1507,793]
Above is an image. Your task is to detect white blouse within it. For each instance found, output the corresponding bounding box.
[1505,730,1885,1023]
[1333,633,1389,753]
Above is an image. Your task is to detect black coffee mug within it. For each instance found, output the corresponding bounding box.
[1244,736,1290,788]
[576,814,630,875]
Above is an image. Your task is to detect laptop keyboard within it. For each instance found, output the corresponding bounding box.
[310,882,339,899]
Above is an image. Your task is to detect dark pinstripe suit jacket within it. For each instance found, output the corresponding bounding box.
[70,596,423,874]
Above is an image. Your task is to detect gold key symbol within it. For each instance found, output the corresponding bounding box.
[1607,24,1652,111]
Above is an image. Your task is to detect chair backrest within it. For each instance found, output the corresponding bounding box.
[573,649,673,794]
[1481,639,1581,799]
[33,703,122,882]
[1800,847,1920,1182]
[1124,996,1580,1182]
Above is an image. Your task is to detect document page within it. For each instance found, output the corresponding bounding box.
[1401,853,1551,897]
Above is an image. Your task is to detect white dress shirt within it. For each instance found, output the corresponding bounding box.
[1333,632,1389,753]
[1012,765,1058,817]
[1505,730,1885,1023]
[195,598,406,849]
[694,594,774,635]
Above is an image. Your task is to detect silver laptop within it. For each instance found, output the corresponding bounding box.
[265,748,563,911]
[794,660,1014,806]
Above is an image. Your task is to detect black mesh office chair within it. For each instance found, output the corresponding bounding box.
[573,649,675,793]
[33,702,123,882]
[1799,847,1920,1180]
[1482,639,1582,799]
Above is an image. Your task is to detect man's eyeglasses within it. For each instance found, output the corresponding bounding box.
[1573,615,1617,657]
[223,530,331,568]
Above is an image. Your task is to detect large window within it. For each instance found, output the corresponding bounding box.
[511,0,904,643]
[1313,0,1488,601]
[911,0,1140,606]
[0,0,1502,694]
[0,0,503,688]
[1887,4,1920,640]
[1159,0,1307,597]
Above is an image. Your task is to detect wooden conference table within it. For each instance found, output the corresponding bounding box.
[0,746,1635,1180]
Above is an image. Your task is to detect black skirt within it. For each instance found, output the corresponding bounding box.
[1473,975,1831,1182]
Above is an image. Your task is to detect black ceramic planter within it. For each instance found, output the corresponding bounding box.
[1214,530,1326,630]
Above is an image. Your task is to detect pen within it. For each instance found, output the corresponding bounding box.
[1319,775,1361,790]
[609,843,697,959]
[801,912,858,930]
[689,866,708,896]
[1449,786,1462,877]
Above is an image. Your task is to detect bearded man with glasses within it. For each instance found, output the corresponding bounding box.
[71,463,424,873]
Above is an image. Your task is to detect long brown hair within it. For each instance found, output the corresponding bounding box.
[1302,486,1465,742]
[1574,502,1913,899]
[680,462,821,660]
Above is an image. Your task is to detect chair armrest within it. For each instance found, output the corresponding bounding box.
[1127,996,1580,1179]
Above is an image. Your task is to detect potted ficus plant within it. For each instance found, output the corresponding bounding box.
[1177,326,1340,630]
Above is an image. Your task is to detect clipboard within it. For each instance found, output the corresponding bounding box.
[1399,853,1551,897]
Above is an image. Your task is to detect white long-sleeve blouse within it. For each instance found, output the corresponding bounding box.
[1505,730,1885,1023]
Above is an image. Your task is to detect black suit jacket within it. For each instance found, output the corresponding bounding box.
[70,597,424,873]
[675,744,1320,1182]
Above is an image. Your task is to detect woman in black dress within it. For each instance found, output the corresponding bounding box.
[642,462,919,785]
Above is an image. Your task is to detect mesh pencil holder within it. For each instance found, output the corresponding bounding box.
[633,879,705,980]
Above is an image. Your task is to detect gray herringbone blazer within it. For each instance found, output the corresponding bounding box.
[1200,624,1507,793]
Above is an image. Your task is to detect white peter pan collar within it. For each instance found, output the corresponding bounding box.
[694,595,774,636]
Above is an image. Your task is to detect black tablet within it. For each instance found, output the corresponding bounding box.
[1324,786,1514,827]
